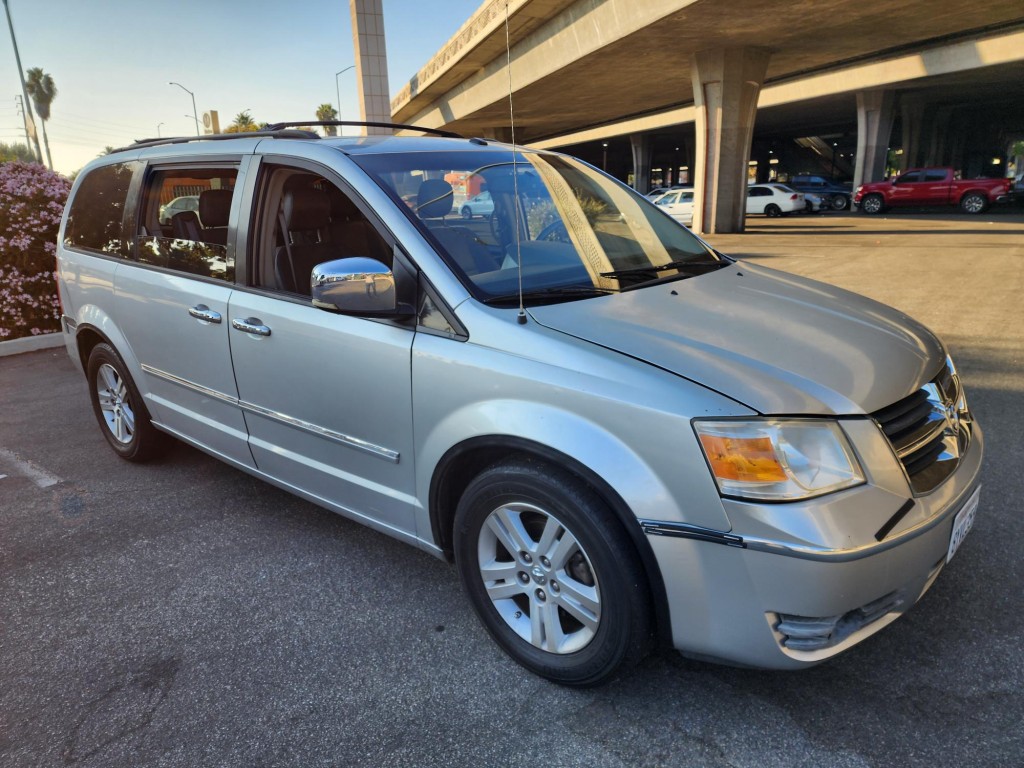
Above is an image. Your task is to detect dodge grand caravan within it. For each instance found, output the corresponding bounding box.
[55,123,983,686]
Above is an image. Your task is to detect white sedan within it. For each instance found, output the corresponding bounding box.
[653,187,694,226]
[747,184,804,217]
[459,191,494,219]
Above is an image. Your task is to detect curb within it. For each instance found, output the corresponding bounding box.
[0,333,65,358]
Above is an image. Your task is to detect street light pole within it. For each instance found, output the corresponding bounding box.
[336,65,355,122]
[2,0,43,163]
[169,82,200,136]
[157,122,165,138]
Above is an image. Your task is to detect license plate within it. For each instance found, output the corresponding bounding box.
[946,486,980,563]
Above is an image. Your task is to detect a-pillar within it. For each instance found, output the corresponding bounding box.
[690,47,770,234]
[631,134,652,193]
[350,0,392,135]
[853,89,894,189]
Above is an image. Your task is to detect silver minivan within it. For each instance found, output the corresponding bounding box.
[55,125,982,686]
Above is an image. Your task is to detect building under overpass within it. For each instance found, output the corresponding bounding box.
[391,0,1024,233]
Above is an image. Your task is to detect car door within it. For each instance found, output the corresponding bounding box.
[888,171,924,206]
[921,169,952,204]
[114,158,255,468]
[227,156,419,536]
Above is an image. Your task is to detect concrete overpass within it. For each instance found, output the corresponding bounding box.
[392,0,1024,233]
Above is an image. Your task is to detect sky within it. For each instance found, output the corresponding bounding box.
[0,0,486,174]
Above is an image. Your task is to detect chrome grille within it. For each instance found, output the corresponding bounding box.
[872,358,972,495]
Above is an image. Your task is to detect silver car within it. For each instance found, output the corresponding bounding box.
[55,127,982,686]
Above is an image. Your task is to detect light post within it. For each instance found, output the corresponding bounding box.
[336,65,355,123]
[602,142,608,171]
[156,122,165,138]
[169,82,200,136]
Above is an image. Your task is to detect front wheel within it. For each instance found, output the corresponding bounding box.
[860,194,884,214]
[960,193,987,214]
[454,459,652,687]
[831,194,849,211]
[460,206,473,219]
[87,343,168,462]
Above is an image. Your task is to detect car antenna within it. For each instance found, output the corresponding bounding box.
[504,0,527,325]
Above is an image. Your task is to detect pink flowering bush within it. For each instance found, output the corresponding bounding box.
[0,161,71,339]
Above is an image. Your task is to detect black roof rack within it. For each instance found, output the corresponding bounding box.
[114,129,320,153]
[265,120,463,139]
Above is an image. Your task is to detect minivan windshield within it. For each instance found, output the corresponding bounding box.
[352,149,726,305]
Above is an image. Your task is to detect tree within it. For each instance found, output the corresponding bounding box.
[225,110,258,133]
[316,103,338,136]
[0,141,36,163]
[24,67,57,171]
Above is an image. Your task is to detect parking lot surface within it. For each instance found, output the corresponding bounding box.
[2,211,1022,767]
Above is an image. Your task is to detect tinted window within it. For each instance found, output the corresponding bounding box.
[923,170,948,182]
[135,167,238,282]
[64,161,140,257]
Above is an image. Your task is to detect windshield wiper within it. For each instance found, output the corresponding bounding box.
[482,285,613,307]
[599,258,721,280]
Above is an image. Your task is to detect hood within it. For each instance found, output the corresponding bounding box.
[528,263,944,415]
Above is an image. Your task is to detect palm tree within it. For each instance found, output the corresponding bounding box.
[316,103,338,136]
[24,67,57,170]
[225,110,258,133]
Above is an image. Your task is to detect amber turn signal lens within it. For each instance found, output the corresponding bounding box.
[697,434,788,483]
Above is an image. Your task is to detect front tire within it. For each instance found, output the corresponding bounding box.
[960,193,987,214]
[454,459,652,687]
[87,343,167,462]
[831,194,850,211]
[860,194,884,214]
[461,206,473,219]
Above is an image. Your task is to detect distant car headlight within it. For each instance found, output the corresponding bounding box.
[693,419,865,501]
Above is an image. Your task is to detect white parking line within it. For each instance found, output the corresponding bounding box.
[0,448,62,488]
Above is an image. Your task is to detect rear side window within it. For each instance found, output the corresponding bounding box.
[64,161,140,257]
[135,166,238,282]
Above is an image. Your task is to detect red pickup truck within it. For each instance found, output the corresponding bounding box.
[854,168,1013,214]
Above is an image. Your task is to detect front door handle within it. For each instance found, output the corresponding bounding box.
[231,317,272,337]
[188,304,222,324]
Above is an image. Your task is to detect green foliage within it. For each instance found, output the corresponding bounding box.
[316,103,338,136]
[225,111,259,133]
[25,68,57,121]
[0,142,37,163]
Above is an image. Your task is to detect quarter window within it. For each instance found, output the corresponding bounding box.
[63,161,140,257]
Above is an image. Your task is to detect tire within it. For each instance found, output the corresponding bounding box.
[831,194,849,211]
[86,343,168,462]
[461,206,473,219]
[960,193,987,214]
[860,194,884,214]
[765,203,781,217]
[454,458,653,687]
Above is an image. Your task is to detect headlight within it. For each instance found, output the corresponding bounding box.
[693,419,865,501]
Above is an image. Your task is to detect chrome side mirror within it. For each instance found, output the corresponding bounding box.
[311,257,398,316]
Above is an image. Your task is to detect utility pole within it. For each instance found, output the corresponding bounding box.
[2,0,43,163]
[14,95,30,148]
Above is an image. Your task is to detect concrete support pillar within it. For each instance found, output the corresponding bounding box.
[630,134,652,193]
[480,127,514,143]
[900,96,926,171]
[690,47,770,235]
[350,0,392,135]
[926,106,954,167]
[853,89,894,188]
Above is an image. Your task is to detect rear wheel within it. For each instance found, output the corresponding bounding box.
[765,203,782,217]
[960,193,987,214]
[87,343,167,462]
[860,194,884,214]
[454,459,652,687]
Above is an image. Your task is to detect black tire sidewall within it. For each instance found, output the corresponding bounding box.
[86,343,162,462]
[454,460,650,687]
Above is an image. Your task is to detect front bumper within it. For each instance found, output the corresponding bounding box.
[647,420,984,669]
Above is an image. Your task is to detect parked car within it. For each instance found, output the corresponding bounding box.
[747,184,804,216]
[652,186,694,226]
[459,190,494,218]
[788,175,852,210]
[854,168,1013,214]
[56,124,982,687]
[803,191,826,213]
[158,194,199,225]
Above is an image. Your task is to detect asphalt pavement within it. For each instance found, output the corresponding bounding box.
[1,210,1022,767]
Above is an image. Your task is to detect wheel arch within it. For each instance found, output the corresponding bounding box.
[429,434,673,646]
[958,188,991,203]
